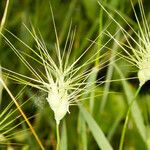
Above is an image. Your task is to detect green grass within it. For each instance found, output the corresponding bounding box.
[0,0,150,150]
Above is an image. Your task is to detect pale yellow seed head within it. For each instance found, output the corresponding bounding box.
[138,68,150,87]
[46,81,70,125]
[137,54,150,86]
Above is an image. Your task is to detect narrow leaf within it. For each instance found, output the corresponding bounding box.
[79,104,113,150]
[60,120,67,150]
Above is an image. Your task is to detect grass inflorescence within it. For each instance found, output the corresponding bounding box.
[0,0,150,149]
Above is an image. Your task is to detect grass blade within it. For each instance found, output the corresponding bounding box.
[114,64,147,145]
[79,104,113,150]
[0,0,9,33]
[60,120,67,150]
[78,111,87,150]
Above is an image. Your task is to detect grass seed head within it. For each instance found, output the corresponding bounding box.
[137,47,150,86]
[1,23,106,125]
[46,80,70,125]
[0,4,113,125]
[101,0,150,87]
[129,0,150,87]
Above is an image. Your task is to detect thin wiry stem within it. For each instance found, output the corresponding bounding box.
[56,124,60,150]
[119,86,141,150]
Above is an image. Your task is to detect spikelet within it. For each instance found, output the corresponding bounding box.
[99,0,150,87]
[0,21,111,125]
[128,0,150,87]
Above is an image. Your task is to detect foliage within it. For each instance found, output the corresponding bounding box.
[0,0,150,149]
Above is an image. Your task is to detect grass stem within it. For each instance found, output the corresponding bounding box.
[0,0,9,33]
[56,123,60,150]
[119,86,141,150]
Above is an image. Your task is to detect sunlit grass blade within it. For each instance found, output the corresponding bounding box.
[79,104,113,150]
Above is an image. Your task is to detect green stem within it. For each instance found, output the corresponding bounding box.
[119,86,141,150]
[0,0,9,33]
[0,77,45,150]
[56,123,60,150]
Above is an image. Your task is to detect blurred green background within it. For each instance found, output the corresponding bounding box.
[0,0,150,150]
